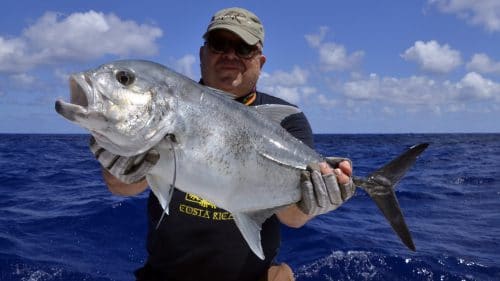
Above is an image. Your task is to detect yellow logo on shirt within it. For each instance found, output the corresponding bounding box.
[179,193,233,221]
[185,193,217,209]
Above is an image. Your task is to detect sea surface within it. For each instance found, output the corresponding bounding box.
[0,134,499,281]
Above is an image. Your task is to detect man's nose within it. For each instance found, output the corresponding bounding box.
[221,47,239,58]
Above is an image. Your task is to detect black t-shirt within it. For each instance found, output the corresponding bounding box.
[137,91,313,281]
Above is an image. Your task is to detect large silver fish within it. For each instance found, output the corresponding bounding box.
[55,60,428,259]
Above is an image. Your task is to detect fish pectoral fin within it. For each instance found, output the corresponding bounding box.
[257,151,306,170]
[252,104,312,170]
[253,104,302,125]
[233,210,276,260]
[146,174,173,215]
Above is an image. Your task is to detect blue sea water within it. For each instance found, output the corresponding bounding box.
[0,133,499,281]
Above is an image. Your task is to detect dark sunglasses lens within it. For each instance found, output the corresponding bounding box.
[208,37,257,58]
[235,43,254,58]
[208,38,227,53]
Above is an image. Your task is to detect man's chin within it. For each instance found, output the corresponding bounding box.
[216,79,243,91]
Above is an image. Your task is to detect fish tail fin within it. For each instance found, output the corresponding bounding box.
[353,143,429,251]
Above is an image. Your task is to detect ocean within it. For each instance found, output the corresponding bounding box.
[0,133,499,281]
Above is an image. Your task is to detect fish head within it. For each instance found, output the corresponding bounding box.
[55,60,178,156]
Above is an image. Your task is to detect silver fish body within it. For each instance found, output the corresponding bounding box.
[55,60,427,259]
[56,60,321,259]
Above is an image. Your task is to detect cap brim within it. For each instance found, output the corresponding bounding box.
[205,24,260,45]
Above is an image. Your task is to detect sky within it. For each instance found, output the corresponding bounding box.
[1,0,500,134]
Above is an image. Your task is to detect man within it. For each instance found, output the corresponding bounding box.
[93,7,355,281]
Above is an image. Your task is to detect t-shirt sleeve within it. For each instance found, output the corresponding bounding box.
[281,112,314,149]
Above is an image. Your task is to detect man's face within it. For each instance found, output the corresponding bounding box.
[200,30,266,97]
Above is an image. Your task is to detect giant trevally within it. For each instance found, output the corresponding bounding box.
[55,60,428,259]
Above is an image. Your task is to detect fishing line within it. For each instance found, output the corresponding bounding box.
[155,134,177,230]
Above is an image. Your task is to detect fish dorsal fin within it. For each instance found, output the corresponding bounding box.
[254,104,302,124]
[232,209,276,260]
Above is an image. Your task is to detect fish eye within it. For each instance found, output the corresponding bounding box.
[115,70,135,86]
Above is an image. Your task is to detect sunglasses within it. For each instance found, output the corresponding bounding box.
[205,36,261,59]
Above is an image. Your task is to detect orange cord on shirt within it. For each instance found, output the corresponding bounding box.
[242,92,256,106]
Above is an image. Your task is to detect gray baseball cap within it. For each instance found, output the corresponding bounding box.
[203,7,265,46]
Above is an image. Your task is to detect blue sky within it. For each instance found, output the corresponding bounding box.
[1,0,499,133]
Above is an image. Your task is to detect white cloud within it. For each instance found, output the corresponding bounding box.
[270,86,302,104]
[343,74,439,105]
[6,73,47,92]
[318,43,364,72]
[382,106,396,115]
[317,94,337,108]
[0,37,29,73]
[305,27,364,71]
[402,40,462,73]
[173,54,197,79]
[9,73,36,86]
[54,68,71,84]
[265,66,308,86]
[430,0,500,32]
[0,10,163,73]
[305,26,328,48]
[0,73,42,92]
[466,53,500,74]
[338,72,500,113]
[458,72,500,100]
[259,66,316,104]
[301,86,317,99]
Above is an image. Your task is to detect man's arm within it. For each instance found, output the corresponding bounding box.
[276,109,355,227]
[90,136,157,196]
[102,169,149,196]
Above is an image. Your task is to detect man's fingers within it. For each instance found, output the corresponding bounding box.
[89,136,101,156]
[341,179,356,201]
[322,174,342,205]
[318,160,351,184]
[300,159,356,216]
[89,136,158,185]
[96,150,119,169]
[310,170,328,208]
[318,162,334,175]
[144,149,160,165]
[338,160,352,177]
[110,156,136,175]
[334,168,351,185]
[299,171,316,215]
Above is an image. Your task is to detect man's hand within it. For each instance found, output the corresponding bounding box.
[89,136,159,184]
[298,157,356,216]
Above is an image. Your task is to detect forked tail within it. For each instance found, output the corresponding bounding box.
[353,143,429,251]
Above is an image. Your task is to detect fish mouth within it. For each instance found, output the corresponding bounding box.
[69,75,90,108]
[55,74,93,122]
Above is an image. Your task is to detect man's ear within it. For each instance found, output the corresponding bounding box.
[199,46,204,61]
[259,55,266,69]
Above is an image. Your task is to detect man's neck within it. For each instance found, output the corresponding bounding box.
[199,79,256,105]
